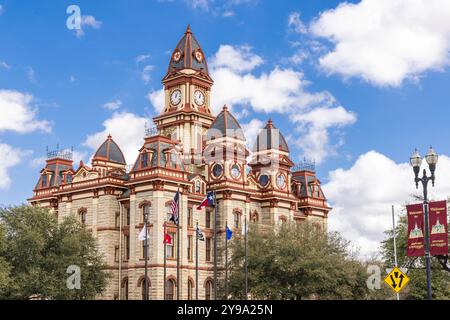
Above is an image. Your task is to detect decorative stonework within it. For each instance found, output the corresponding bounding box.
[28,25,331,301]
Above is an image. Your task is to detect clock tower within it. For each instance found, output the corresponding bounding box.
[153,25,215,172]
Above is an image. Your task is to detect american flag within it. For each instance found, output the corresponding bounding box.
[169,191,180,225]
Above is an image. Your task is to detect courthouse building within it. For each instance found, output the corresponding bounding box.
[28,26,331,300]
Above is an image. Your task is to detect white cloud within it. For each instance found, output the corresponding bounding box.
[83,111,147,165]
[223,10,234,18]
[310,0,450,86]
[26,67,36,83]
[210,66,334,114]
[29,156,46,169]
[188,0,210,11]
[323,150,450,259]
[136,54,151,64]
[291,106,356,164]
[0,143,22,189]
[241,118,264,149]
[210,45,263,73]
[102,99,122,111]
[147,89,165,114]
[147,44,355,162]
[30,150,87,169]
[0,90,51,133]
[141,65,154,84]
[0,61,10,70]
[75,15,102,38]
[288,51,308,65]
[288,12,307,34]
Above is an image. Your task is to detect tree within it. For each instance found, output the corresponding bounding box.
[381,215,450,300]
[223,222,370,300]
[0,205,109,299]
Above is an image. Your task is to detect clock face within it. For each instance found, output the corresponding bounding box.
[212,163,223,178]
[194,90,205,106]
[173,50,182,62]
[230,164,241,179]
[194,49,203,63]
[276,174,286,189]
[170,90,182,106]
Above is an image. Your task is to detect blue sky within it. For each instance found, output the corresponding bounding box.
[1,0,450,257]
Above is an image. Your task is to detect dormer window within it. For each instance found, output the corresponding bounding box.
[141,152,149,168]
[41,174,47,187]
[195,180,201,193]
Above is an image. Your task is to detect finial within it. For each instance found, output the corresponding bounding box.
[223,105,228,111]
[267,118,273,127]
[107,133,112,140]
[185,24,192,34]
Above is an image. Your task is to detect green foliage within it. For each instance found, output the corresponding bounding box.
[380,215,450,299]
[0,205,109,300]
[223,222,370,300]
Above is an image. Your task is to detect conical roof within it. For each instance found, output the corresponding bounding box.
[206,106,245,141]
[253,119,289,152]
[93,134,126,165]
[166,25,210,76]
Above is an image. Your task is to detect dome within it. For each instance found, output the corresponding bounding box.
[253,119,289,152]
[206,105,245,141]
[166,25,211,78]
[93,134,126,165]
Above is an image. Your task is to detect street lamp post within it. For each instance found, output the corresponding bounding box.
[409,146,438,300]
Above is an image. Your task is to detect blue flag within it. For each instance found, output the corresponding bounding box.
[226,226,233,240]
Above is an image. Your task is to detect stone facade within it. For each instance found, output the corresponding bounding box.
[29,25,331,300]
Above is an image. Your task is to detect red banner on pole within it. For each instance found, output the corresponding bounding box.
[428,200,448,256]
[406,203,425,257]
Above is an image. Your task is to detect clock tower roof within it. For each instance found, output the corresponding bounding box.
[165,25,211,80]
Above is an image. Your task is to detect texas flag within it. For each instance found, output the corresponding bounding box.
[163,233,172,245]
[197,191,215,210]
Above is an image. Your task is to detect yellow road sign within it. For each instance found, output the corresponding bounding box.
[384,267,410,293]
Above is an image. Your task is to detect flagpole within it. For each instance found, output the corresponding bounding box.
[163,220,167,300]
[244,213,248,300]
[213,189,218,300]
[392,205,400,301]
[196,220,199,300]
[225,219,228,300]
[176,188,180,300]
[144,209,149,300]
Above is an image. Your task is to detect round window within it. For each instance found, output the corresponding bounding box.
[212,163,223,178]
[230,164,241,179]
[259,174,269,187]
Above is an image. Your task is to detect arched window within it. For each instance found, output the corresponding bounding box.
[251,211,259,223]
[233,210,242,229]
[205,279,213,300]
[78,209,87,227]
[165,279,176,300]
[165,202,173,222]
[187,279,194,300]
[121,278,129,300]
[195,180,201,193]
[139,277,151,300]
[142,203,151,223]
